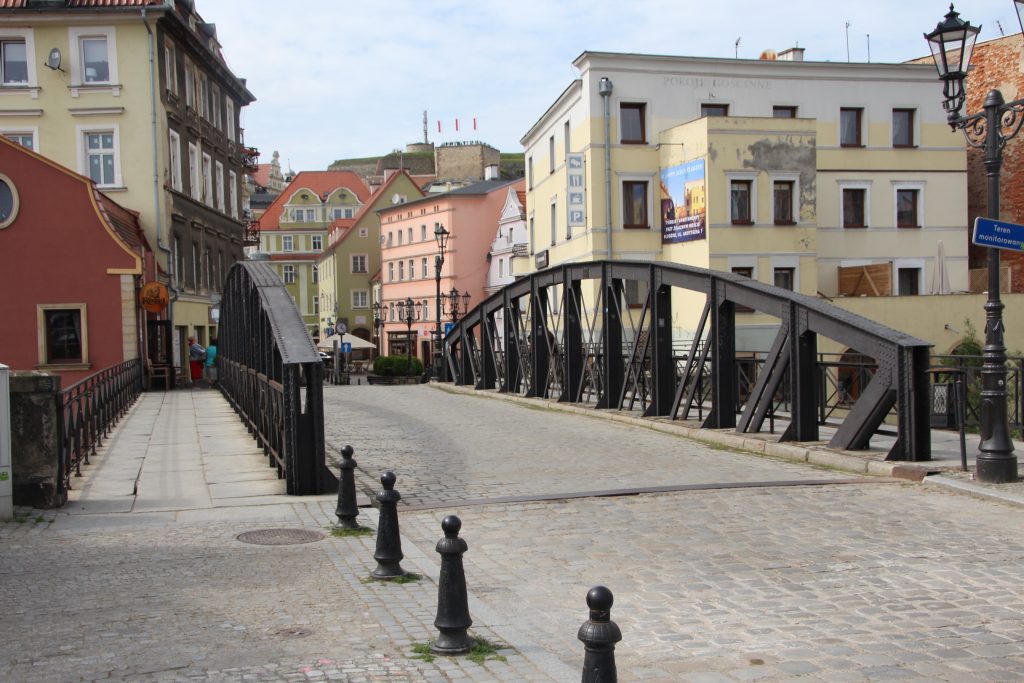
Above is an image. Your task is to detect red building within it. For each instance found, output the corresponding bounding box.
[0,137,154,386]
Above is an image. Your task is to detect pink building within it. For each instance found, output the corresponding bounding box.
[378,179,524,368]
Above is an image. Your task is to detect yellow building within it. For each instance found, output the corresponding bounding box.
[520,50,967,351]
[0,0,255,371]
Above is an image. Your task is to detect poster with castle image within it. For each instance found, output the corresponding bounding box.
[660,159,706,243]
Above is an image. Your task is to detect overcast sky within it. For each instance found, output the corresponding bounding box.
[202,1,1018,172]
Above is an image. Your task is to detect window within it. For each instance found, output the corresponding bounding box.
[397,230,403,245]
[564,120,571,159]
[730,180,752,224]
[173,236,182,289]
[164,42,176,94]
[421,224,427,241]
[897,267,920,295]
[896,188,920,228]
[773,180,794,224]
[422,256,428,278]
[773,106,797,118]
[731,267,754,312]
[529,216,535,254]
[409,258,415,279]
[624,280,648,308]
[199,72,208,119]
[351,254,367,273]
[620,102,646,143]
[188,143,199,199]
[893,108,914,147]
[387,232,393,247]
[168,130,181,191]
[352,290,369,308]
[773,267,795,291]
[1,39,27,85]
[184,57,194,108]
[83,130,116,186]
[701,103,729,117]
[282,265,295,284]
[3,132,33,150]
[228,170,238,218]
[388,262,394,281]
[840,108,863,146]
[40,305,86,365]
[215,160,225,212]
[422,299,430,320]
[528,156,534,189]
[282,235,293,252]
[81,36,109,83]
[499,259,504,278]
[211,84,221,129]
[292,209,304,222]
[312,265,318,284]
[312,235,322,251]
[399,261,405,280]
[842,188,867,228]
[202,153,212,205]
[550,200,557,246]
[192,241,199,289]
[549,135,555,173]
[408,227,413,243]
[313,296,319,315]
[305,208,315,222]
[622,181,648,228]
[225,99,235,142]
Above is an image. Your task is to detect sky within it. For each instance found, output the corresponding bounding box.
[201,1,1019,173]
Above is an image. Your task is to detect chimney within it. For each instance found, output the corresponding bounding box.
[777,47,805,62]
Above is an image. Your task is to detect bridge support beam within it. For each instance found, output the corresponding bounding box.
[598,266,624,409]
[502,293,521,393]
[527,284,550,399]
[783,305,819,442]
[706,278,737,429]
[478,312,498,390]
[562,275,584,403]
[646,269,674,417]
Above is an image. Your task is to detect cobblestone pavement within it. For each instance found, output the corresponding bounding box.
[5,386,1024,681]
[321,385,852,507]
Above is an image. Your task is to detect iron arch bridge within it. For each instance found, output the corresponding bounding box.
[218,260,337,494]
[443,261,932,462]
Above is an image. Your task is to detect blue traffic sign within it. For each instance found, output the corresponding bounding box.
[341,342,352,353]
[444,322,454,335]
[973,217,1024,252]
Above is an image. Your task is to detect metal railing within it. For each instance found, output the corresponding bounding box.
[60,358,143,493]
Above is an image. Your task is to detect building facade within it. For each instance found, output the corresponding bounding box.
[0,0,255,370]
[256,171,370,339]
[520,50,967,351]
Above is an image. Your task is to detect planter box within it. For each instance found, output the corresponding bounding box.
[366,375,423,385]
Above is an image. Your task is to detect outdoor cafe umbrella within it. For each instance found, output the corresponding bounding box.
[317,333,375,351]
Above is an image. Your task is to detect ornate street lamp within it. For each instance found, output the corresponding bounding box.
[925,3,1020,483]
[433,223,449,380]
[441,287,471,323]
[395,296,420,376]
[372,301,383,357]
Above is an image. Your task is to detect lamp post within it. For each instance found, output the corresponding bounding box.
[441,287,471,324]
[433,224,449,380]
[372,301,383,358]
[396,297,419,376]
[925,3,1021,483]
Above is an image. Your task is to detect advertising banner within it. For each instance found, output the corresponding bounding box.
[660,159,706,244]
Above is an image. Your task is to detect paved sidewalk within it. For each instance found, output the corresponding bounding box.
[5,385,1024,682]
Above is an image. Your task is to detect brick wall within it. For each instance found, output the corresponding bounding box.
[964,34,1024,291]
[435,143,500,182]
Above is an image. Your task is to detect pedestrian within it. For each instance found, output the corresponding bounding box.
[204,338,218,386]
[188,336,205,385]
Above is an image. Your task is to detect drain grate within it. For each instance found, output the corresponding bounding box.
[237,528,325,546]
[270,627,313,638]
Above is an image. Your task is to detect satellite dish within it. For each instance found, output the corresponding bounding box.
[46,48,62,71]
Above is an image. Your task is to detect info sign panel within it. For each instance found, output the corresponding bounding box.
[973,217,1024,252]
[566,153,586,228]
[660,159,707,244]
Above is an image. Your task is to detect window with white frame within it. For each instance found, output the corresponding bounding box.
[421,224,427,241]
[168,129,181,191]
[422,257,428,279]
[291,208,304,222]
[408,227,413,243]
[409,259,415,279]
[1,37,28,85]
[225,99,235,142]
[398,230,403,245]
[305,208,315,222]
[164,41,176,94]
[770,254,799,292]
[388,262,394,281]
[529,215,535,254]
[770,172,799,225]
[202,153,212,205]
[894,259,924,295]
[352,290,369,308]
[312,235,322,251]
[550,199,557,246]
[3,131,35,150]
[726,172,757,225]
[893,182,924,229]
[312,265,318,284]
[351,254,367,273]
[215,160,225,212]
[839,181,871,229]
[81,128,118,187]
[228,170,237,218]
[188,142,199,199]
[282,235,293,252]
[70,27,117,86]
[184,57,194,108]
[211,84,221,129]
[399,261,405,280]
[313,296,319,315]
[199,72,208,119]
[282,265,295,284]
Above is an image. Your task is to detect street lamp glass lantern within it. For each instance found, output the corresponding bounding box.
[434,223,449,251]
[924,4,981,116]
[460,291,471,313]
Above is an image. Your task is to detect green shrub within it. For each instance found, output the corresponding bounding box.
[373,355,424,376]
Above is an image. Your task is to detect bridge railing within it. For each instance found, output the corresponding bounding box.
[61,358,142,493]
[444,261,932,461]
[218,260,337,495]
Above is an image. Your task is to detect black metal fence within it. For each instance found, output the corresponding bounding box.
[444,261,933,461]
[218,260,337,495]
[60,358,143,494]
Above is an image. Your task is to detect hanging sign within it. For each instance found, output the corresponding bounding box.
[139,281,169,313]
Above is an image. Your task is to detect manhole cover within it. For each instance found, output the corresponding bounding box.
[270,627,313,638]
[237,528,325,545]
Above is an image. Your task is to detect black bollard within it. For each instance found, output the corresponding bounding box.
[334,445,360,529]
[371,471,406,580]
[431,515,474,655]
[578,585,622,683]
